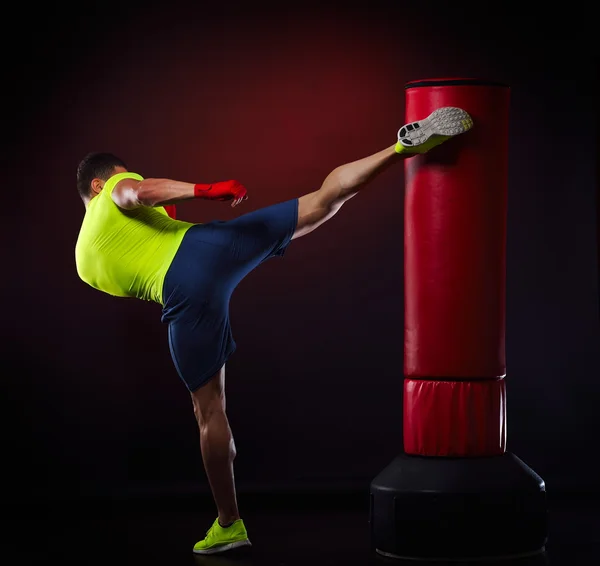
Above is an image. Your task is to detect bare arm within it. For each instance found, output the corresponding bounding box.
[111,177,248,209]
[111,177,195,209]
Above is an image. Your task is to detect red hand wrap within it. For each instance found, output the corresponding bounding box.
[194,180,247,201]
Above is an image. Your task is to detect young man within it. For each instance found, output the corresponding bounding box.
[75,106,473,555]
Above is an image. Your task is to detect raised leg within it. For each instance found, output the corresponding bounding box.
[293,106,473,239]
[293,143,403,239]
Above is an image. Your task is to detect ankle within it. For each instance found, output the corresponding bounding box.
[218,515,240,528]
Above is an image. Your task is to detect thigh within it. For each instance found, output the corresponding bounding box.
[223,198,299,267]
[167,303,236,393]
[163,200,298,307]
[164,246,237,394]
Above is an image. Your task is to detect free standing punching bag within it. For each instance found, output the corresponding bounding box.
[370,78,548,561]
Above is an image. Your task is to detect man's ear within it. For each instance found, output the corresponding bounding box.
[90,178,104,196]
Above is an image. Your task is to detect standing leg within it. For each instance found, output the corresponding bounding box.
[190,365,240,526]
[190,364,251,554]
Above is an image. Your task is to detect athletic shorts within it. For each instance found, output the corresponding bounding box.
[161,198,299,392]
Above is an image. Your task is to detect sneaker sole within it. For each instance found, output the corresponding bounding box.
[193,539,252,555]
[397,107,473,148]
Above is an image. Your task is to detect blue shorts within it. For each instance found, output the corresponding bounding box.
[161,198,299,392]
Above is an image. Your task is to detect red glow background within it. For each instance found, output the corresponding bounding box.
[2,3,598,501]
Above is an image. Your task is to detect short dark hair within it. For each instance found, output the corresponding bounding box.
[76,152,128,201]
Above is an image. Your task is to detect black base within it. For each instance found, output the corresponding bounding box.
[370,452,548,561]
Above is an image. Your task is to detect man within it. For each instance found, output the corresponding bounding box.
[75,106,473,554]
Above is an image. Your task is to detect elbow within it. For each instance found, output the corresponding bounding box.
[135,192,155,207]
[127,184,156,208]
[136,181,160,207]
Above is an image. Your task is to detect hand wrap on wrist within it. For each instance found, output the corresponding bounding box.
[194,180,247,201]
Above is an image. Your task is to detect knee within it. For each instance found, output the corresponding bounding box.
[193,397,224,427]
[190,371,226,426]
[298,190,339,223]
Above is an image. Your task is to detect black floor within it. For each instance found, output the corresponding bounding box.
[6,492,599,565]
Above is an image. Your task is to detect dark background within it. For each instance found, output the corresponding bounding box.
[2,1,598,509]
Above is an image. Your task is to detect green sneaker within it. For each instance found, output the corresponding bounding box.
[395,106,473,154]
[192,518,252,555]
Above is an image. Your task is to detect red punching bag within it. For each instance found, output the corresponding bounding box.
[403,78,509,456]
[370,78,547,562]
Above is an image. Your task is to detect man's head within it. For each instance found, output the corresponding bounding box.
[76,152,128,205]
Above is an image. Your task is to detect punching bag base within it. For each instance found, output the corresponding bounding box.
[370,452,547,561]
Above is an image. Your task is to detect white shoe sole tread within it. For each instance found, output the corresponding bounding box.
[398,107,472,147]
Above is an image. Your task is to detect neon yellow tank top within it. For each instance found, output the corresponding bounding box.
[75,172,195,304]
